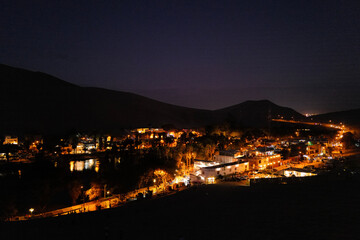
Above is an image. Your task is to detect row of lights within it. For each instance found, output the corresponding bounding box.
[259,161,281,168]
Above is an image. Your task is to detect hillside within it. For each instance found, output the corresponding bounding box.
[3,174,360,240]
[312,109,360,129]
[215,100,305,128]
[0,64,214,134]
[0,64,304,134]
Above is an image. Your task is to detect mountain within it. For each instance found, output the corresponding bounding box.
[215,100,305,128]
[312,109,360,129]
[0,64,304,134]
[0,64,213,134]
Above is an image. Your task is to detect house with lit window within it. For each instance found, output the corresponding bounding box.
[252,146,275,156]
[306,142,326,158]
[279,168,317,177]
[193,159,219,171]
[214,150,242,164]
[0,153,6,161]
[3,136,18,145]
[247,154,282,170]
[201,161,249,183]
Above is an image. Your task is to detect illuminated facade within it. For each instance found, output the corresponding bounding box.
[248,154,282,170]
[281,168,317,177]
[201,161,249,183]
[3,136,18,145]
[214,150,242,164]
[306,143,326,158]
[193,160,219,171]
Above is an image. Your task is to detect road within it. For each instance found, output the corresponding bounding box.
[272,118,345,130]
[7,181,187,221]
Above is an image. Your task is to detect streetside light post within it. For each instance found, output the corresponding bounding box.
[29,208,34,217]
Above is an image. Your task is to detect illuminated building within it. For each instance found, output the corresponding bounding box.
[3,136,18,145]
[193,159,219,171]
[200,161,249,183]
[214,150,242,164]
[247,154,282,170]
[306,142,326,158]
[252,147,275,156]
[280,168,317,177]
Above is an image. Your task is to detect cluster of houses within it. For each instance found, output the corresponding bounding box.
[191,137,336,184]
[0,127,347,184]
[0,128,203,161]
[131,128,202,149]
[62,128,203,154]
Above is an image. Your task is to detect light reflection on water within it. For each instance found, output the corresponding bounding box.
[69,159,99,172]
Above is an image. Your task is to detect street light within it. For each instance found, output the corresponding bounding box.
[29,208,34,217]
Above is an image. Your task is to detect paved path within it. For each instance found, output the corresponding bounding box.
[7,183,187,221]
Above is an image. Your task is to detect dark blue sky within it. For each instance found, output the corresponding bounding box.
[1,0,360,113]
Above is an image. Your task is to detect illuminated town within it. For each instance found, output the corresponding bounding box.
[1,1,360,239]
[1,118,358,222]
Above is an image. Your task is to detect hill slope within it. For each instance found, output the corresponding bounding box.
[215,100,305,128]
[312,109,360,128]
[0,64,215,134]
[0,64,304,134]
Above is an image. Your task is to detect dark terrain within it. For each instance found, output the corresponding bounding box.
[3,63,359,135]
[0,64,304,134]
[2,166,360,240]
[312,109,360,129]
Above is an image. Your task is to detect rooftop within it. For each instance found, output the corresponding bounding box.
[204,160,248,169]
[217,150,240,156]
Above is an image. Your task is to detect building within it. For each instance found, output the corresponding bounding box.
[252,147,275,156]
[306,142,326,158]
[279,168,317,177]
[201,161,249,183]
[3,136,18,145]
[214,150,242,164]
[247,154,282,170]
[193,159,219,171]
[0,153,6,161]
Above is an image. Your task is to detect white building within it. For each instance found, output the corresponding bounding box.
[280,168,317,177]
[201,161,249,183]
[193,160,219,171]
[214,150,242,164]
[252,147,275,156]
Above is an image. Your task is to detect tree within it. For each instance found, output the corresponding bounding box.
[154,169,171,191]
[85,182,102,201]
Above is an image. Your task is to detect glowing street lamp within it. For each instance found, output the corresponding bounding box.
[29,208,34,216]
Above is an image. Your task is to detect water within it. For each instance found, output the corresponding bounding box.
[69,159,100,172]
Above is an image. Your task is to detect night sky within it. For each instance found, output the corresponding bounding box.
[1,0,360,114]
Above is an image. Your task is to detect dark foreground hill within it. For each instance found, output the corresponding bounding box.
[0,64,304,134]
[2,172,360,240]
